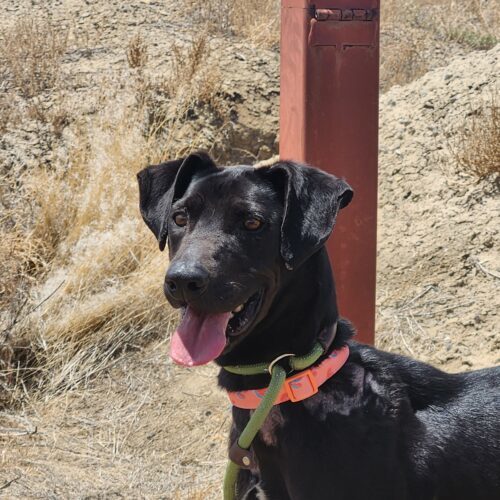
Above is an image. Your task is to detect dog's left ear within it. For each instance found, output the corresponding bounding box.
[260,161,353,269]
[137,151,217,250]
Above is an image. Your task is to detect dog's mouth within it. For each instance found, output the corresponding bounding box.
[227,290,263,337]
[169,290,264,367]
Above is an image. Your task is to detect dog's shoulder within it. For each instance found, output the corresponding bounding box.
[302,343,412,421]
[346,343,468,411]
[354,344,499,410]
[304,341,485,421]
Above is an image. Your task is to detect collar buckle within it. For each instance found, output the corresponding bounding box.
[284,369,319,403]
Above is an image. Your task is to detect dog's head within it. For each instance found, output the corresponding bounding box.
[137,152,352,366]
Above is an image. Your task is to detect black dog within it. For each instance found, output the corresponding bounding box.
[137,152,499,500]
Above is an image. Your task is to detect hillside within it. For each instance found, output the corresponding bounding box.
[377,45,499,370]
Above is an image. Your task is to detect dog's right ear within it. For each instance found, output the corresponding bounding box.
[137,151,217,250]
[257,161,353,270]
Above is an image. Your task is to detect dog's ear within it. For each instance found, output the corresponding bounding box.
[260,161,353,269]
[137,151,217,250]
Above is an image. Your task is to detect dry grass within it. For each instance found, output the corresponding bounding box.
[0,17,68,97]
[381,0,498,90]
[134,34,229,158]
[0,16,71,132]
[0,10,251,414]
[0,90,22,134]
[186,0,280,49]
[0,28,235,406]
[0,343,227,498]
[377,284,475,359]
[381,35,429,90]
[0,171,50,405]
[0,170,49,310]
[127,33,149,70]
[437,0,498,49]
[0,112,173,401]
[383,0,498,47]
[451,92,500,180]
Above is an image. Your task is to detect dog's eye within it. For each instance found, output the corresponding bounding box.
[244,217,263,231]
[173,212,188,227]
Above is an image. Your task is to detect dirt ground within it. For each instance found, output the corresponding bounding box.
[0,1,498,498]
[1,342,227,498]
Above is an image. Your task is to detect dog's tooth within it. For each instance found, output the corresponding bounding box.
[233,304,244,313]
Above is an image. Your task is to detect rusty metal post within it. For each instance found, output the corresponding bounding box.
[280,0,379,344]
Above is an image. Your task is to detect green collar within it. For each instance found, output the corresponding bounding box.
[223,341,325,376]
[222,321,338,376]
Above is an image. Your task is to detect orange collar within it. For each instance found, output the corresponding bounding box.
[228,345,349,409]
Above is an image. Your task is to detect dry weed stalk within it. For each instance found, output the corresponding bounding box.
[22,91,71,138]
[381,36,429,89]
[0,90,21,134]
[127,33,149,69]
[0,17,68,97]
[381,0,433,89]
[452,93,500,180]
[443,0,498,49]
[0,170,51,340]
[377,284,475,359]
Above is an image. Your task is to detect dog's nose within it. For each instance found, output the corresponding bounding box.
[165,262,209,302]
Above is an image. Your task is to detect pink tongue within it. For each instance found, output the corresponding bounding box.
[170,306,231,366]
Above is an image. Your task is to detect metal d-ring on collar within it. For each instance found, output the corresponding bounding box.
[267,353,295,375]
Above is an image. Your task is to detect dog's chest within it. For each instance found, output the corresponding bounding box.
[254,377,366,449]
[252,364,395,447]
[257,406,285,446]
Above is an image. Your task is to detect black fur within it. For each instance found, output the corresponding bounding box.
[137,153,500,499]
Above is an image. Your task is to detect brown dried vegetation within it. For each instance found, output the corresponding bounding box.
[186,0,280,49]
[381,0,498,90]
[0,17,68,97]
[0,28,230,406]
[452,93,500,180]
[126,33,149,70]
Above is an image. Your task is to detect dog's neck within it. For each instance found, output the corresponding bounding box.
[217,249,351,391]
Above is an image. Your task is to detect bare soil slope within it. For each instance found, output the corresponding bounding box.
[377,45,499,370]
